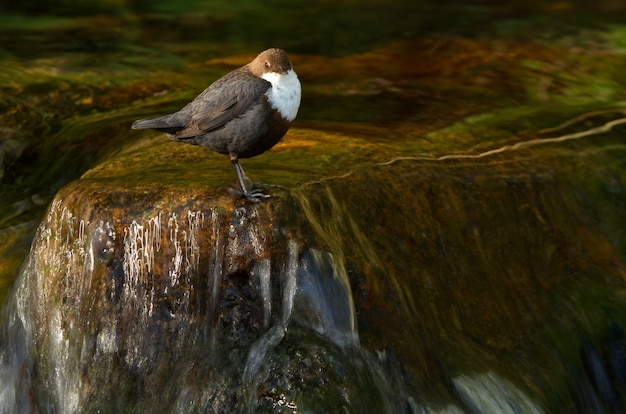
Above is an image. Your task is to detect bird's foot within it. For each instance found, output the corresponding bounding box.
[224,181,272,201]
[245,188,272,202]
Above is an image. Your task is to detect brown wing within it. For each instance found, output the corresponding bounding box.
[173,68,271,140]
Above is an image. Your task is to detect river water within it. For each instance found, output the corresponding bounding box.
[2,1,626,412]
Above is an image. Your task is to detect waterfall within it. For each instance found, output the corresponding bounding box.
[2,151,625,412]
[0,192,407,413]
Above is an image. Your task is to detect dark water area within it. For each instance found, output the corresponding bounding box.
[2,0,626,412]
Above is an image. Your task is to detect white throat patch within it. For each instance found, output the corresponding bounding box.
[262,69,301,122]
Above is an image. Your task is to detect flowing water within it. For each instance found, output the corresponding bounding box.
[2,0,626,412]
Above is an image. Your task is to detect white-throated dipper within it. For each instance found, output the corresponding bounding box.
[131,48,301,199]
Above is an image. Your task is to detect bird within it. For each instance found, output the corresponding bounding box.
[131,48,301,199]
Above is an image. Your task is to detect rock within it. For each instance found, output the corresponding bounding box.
[2,118,626,412]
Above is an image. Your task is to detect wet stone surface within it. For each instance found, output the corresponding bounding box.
[3,132,626,411]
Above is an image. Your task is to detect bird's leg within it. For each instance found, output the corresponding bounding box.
[229,153,270,200]
[230,154,249,196]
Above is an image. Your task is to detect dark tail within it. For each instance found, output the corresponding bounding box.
[131,116,183,134]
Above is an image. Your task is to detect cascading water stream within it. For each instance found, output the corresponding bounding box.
[0,191,416,412]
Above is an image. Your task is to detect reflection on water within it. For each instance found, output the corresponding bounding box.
[452,373,544,414]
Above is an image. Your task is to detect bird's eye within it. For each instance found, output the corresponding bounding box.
[264,62,270,68]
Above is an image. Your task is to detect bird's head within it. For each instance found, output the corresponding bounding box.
[250,48,294,77]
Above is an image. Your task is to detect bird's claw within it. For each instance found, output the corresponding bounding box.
[245,188,272,201]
